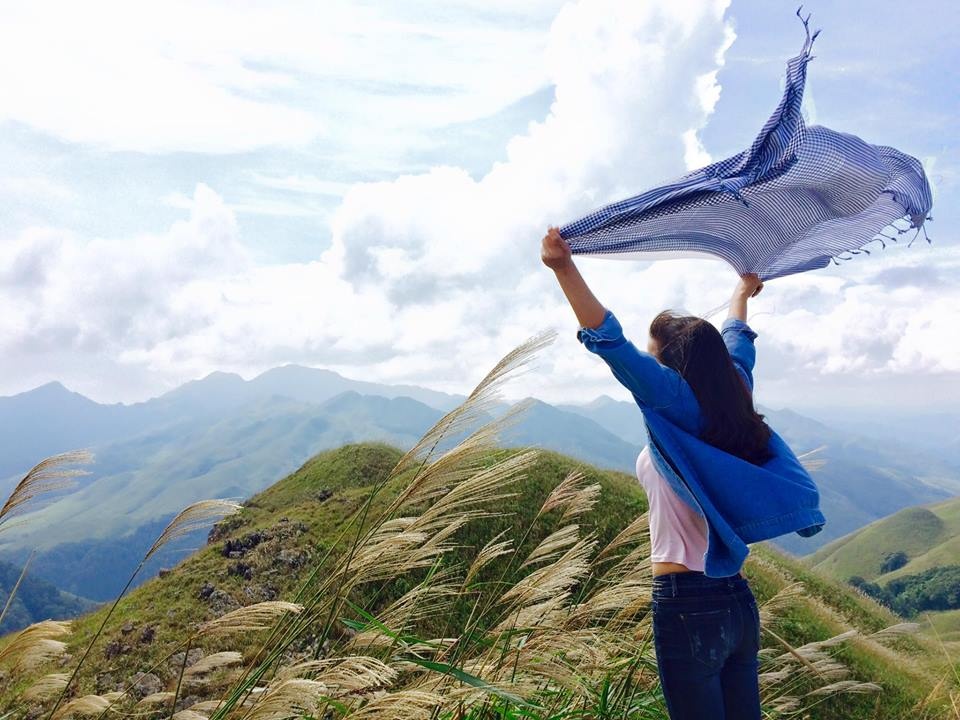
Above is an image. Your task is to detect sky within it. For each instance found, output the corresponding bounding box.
[1,0,958,415]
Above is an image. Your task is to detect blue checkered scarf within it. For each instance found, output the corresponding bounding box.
[559,10,933,281]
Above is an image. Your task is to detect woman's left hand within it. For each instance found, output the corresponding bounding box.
[736,273,764,298]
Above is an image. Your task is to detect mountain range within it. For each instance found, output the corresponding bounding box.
[1,365,958,605]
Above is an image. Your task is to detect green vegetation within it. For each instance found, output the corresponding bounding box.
[851,565,960,616]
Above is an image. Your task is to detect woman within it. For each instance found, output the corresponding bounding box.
[541,225,767,720]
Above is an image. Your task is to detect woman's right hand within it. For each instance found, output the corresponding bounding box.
[541,226,573,271]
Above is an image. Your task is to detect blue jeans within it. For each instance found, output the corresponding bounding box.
[651,571,761,720]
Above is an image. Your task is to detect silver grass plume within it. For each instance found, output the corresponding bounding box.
[520,524,580,569]
[770,696,801,713]
[275,656,397,696]
[245,679,328,720]
[53,692,122,719]
[183,651,244,680]
[788,629,860,653]
[805,679,883,696]
[499,536,596,611]
[389,329,555,479]
[0,619,71,670]
[387,403,531,514]
[755,581,807,629]
[23,673,70,702]
[145,499,241,562]
[342,451,537,588]
[797,444,828,472]
[538,470,600,521]
[566,579,651,628]
[0,450,92,528]
[492,595,568,633]
[196,601,304,636]
[595,511,650,562]
[350,578,460,650]
[407,449,537,535]
[464,530,513,586]
[603,544,653,585]
[340,689,443,719]
[868,622,921,643]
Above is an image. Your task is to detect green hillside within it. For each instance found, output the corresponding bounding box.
[808,496,960,584]
[4,442,958,719]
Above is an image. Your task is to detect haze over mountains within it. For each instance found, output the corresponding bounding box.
[2,364,958,605]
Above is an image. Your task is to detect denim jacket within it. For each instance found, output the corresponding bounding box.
[577,310,825,577]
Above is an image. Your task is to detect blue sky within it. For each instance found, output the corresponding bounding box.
[1,0,957,414]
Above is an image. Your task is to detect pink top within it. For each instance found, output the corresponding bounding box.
[636,446,709,571]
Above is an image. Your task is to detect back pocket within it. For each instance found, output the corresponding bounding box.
[679,607,733,669]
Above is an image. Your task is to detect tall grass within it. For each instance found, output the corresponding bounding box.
[2,335,958,719]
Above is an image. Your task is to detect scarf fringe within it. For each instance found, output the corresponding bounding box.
[829,213,934,265]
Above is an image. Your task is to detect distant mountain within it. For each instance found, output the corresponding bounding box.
[248,365,464,411]
[759,407,956,553]
[0,559,96,634]
[0,366,465,482]
[0,382,131,481]
[806,408,960,465]
[556,395,647,446]
[3,371,959,610]
[0,393,443,555]
[501,398,639,470]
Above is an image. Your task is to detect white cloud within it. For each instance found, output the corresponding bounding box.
[753,243,960,376]
[323,1,737,294]
[0,184,248,372]
[0,1,556,154]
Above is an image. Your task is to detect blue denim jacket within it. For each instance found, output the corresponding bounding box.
[577,310,825,577]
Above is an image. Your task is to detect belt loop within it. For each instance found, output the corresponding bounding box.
[671,572,678,597]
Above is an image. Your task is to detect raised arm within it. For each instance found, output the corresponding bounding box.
[722,273,763,392]
[727,273,763,323]
[541,226,606,329]
[541,226,698,422]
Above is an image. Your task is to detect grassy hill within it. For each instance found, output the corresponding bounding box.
[3,441,958,719]
[808,496,960,585]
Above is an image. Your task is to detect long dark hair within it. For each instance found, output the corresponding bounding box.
[650,311,773,466]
